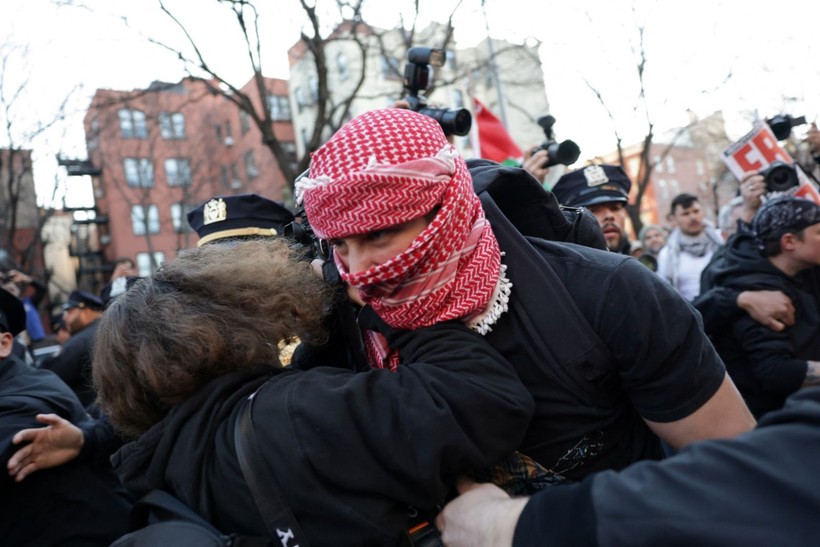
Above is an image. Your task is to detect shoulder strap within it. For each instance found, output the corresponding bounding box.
[479,193,613,383]
[235,391,310,547]
[467,158,607,250]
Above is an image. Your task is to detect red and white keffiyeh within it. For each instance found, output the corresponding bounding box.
[298,108,511,370]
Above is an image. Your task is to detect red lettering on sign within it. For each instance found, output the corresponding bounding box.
[751,132,791,164]
[733,143,765,172]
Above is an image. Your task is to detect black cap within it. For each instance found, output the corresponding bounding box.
[51,313,67,332]
[187,194,295,247]
[0,287,26,336]
[63,290,104,312]
[753,197,820,247]
[552,164,632,207]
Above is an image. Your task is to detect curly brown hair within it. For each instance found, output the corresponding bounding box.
[92,239,332,438]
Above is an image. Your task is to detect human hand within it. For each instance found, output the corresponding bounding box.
[7,414,84,482]
[436,478,528,547]
[739,172,766,222]
[737,290,795,332]
[521,146,550,183]
[311,258,364,307]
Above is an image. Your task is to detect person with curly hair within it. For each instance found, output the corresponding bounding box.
[91,238,533,546]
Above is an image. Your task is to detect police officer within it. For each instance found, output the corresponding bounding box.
[551,164,633,254]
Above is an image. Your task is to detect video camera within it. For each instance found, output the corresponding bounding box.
[760,159,799,193]
[403,47,472,137]
[766,114,807,141]
[532,115,580,167]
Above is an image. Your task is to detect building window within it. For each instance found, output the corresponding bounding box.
[452,89,464,109]
[337,52,349,81]
[695,160,705,176]
[164,158,192,187]
[136,252,165,277]
[159,112,186,139]
[123,158,154,188]
[294,87,307,112]
[308,76,319,103]
[118,109,147,139]
[282,141,299,173]
[656,178,668,200]
[170,203,195,233]
[267,95,291,121]
[653,155,663,173]
[230,163,241,189]
[380,56,401,79]
[220,164,229,187]
[224,122,234,146]
[239,110,251,134]
[666,156,676,174]
[131,204,160,236]
[670,179,681,195]
[245,150,259,179]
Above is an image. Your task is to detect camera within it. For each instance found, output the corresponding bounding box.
[760,160,799,193]
[403,47,472,137]
[766,114,807,141]
[531,115,580,167]
[283,205,329,262]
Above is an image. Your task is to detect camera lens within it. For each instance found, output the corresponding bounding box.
[417,107,472,137]
[764,164,799,193]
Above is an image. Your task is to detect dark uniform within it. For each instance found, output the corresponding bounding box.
[0,288,131,545]
[41,290,104,411]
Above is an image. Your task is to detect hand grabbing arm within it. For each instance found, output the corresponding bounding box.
[7,413,84,482]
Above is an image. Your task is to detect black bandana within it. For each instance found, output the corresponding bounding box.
[753,197,820,250]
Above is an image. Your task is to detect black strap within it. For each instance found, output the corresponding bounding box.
[235,391,310,547]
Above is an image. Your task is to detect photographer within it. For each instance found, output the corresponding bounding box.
[93,239,533,546]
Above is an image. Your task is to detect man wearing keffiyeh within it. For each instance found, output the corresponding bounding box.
[299,108,755,485]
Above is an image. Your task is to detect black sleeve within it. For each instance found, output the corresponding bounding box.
[261,321,534,508]
[732,317,807,395]
[515,388,820,546]
[692,286,742,336]
[28,278,47,307]
[595,258,725,422]
[77,415,125,467]
[513,481,597,547]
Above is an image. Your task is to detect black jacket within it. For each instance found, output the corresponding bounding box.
[113,322,533,546]
[0,355,131,546]
[513,386,820,547]
[701,228,820,417]
[41,320,99,410]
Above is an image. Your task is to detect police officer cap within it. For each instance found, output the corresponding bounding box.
[63,290,104,312]
[187,194,295,247]
[0,287,26,336]
[552,164,632,208]
[752,196,820,246]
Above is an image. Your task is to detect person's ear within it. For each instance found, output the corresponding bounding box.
[0,332,14,359]
[781,232,797,251]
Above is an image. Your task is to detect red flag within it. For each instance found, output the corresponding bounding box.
[472,97,522,165]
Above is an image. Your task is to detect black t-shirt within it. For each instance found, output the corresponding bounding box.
[485,239,726,481]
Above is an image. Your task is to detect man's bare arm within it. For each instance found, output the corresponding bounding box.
[645,373,756,450]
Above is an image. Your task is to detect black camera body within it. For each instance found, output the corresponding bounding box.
[284,205,329,262]
[760,160,799,193]
[766,114,807,141]
[532,115,580,167]
[403,47,472,137]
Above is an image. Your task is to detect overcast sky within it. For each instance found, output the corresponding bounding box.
[2,0,819,207]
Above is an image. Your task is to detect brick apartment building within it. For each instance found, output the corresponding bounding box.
[73,77,295,282]
[0,148,41,272]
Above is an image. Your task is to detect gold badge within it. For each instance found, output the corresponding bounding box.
[583,165,610,187]
[203,198,227,225]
